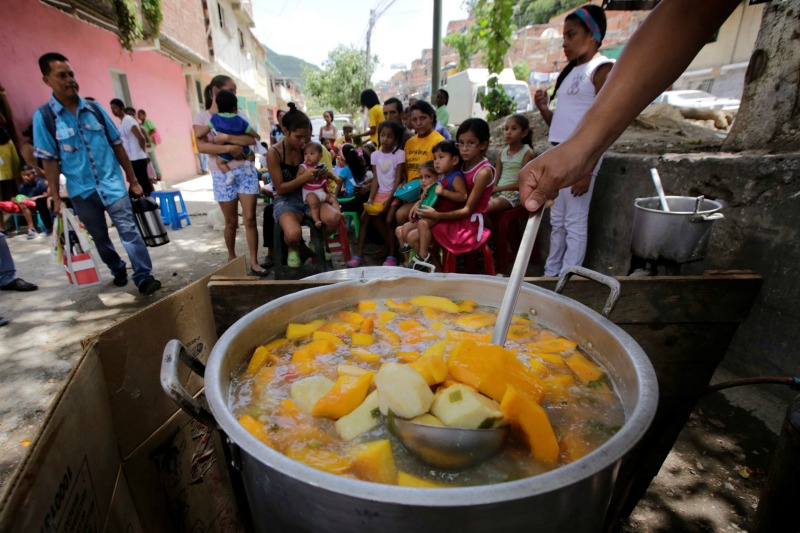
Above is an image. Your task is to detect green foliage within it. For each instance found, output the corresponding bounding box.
[113,0,143,50]
[141,0,163,38]
[482,77,515,122]
[473,0,517,121]
[443,32,475,71]
[514,0,586,26]
[303,45,378,114]
[512,63,530,84]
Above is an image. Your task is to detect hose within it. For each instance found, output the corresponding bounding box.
[703,376,800,396]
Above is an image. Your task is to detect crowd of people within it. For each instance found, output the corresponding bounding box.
[1,0,740,328]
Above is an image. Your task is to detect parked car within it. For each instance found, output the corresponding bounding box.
[652,90,740,112]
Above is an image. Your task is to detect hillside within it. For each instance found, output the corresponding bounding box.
[266,46,320,88]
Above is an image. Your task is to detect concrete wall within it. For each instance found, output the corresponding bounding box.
[687,2,764,71]
[577,152,800,400]
[0,0,198,182]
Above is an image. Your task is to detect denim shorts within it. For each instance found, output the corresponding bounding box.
[212,164,259,202]
[273,192,310,221]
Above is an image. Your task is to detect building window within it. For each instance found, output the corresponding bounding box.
[109,70,132,106]
[218,3,225,30]
[239,29,245,49]
[697,78,715,93]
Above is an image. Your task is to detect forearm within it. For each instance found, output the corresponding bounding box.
[197,138,236,156]
[538,107,553,126]
[225,133,257,146]
[439,188,467,202]
[571,0,740,160]
[43,160,61,201]
[113,144,137,184]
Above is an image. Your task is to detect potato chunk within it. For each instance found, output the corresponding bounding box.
[375,363,434,419]
[335,391,381,441]
[431,383,503,429]
[290,376,335,414]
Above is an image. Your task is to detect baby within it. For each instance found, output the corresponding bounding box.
[300,142,342,228]
[201,89,260,186]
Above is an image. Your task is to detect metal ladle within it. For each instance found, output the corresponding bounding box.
[391,210,545,470]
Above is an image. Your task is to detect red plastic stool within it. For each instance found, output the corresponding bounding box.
[490,205,534,276]
[327,218,352,263]
[433,241,496,276]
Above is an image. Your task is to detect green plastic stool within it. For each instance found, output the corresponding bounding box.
[338,196,360,238]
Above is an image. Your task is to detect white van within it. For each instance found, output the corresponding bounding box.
[444,68,533,125]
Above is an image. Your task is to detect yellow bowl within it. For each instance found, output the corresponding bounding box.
[363,203,385,216]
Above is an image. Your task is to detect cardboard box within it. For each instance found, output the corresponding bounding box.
[0,259,248,531]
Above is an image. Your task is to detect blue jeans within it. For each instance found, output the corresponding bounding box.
[0,233,16,286]
[70,192,153,286]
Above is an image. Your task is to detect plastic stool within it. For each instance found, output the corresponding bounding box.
[338,197,360,238]
[151,190,192,230]
[490,205,531,276]
[327,218,352,263]
[433,238,495,276]
[12,212,45,234]
[272,217,329,280]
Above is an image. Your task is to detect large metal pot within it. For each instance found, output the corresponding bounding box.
[631,196,724,263]
[167,271,658,533]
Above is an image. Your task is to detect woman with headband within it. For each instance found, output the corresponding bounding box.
[533,4,612,277]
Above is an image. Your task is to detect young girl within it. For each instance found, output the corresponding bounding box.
[401,141,468,270]
[347,121,406,268]
[299,142,342,228]
[487,114,534,214]
[420,119,495,272]
[534,4,612,277]
[319,110,337,144]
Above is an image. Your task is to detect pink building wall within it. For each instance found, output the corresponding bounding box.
[0,0,199,182]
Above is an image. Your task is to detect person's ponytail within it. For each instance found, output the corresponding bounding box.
[552,59,578,100]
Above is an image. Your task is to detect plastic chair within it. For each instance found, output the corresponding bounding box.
[327,218,352,263]
[151,190,192,230]
[489,205,532,276]
[12,212,45,234]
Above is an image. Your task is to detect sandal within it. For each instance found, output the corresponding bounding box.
[398,244,412,254]
[346,256,363,268]
[249,268,270,277]
[287,251,302,268]
[382,256,399,267]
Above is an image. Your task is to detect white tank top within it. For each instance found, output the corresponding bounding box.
[548,55,613,144]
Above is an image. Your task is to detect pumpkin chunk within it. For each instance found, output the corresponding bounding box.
[349,439,398,484]
[312,372,374,419]
[500,385,559,466]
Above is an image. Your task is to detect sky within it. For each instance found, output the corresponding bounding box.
[251,0,470,84]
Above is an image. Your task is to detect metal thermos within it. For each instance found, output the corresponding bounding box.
[131,196,169,247]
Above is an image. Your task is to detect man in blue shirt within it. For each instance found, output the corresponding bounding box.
[33,52,160,295]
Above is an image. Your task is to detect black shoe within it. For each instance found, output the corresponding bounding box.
[138,277,161,296]
[113,270,129,287]
[249,268,270,277]
[0,316,9,327]
[398,244,412,254]
[0,278,38,291]
[260,257,274,269]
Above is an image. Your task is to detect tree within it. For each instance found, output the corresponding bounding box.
[474,0,517,121]
[722,0,800,152]
[303,45,379,113]
[443,31,476,71]
[514,0,585,26]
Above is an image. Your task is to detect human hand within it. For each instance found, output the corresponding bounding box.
[227,145,244,159]
[417,204,439,221]
[129,181,144,197]
[571,173,592,196]
[534,90,549,111]
[435,183,444,195]
[519,141,596,212]
[213,133,230,145]
[52,197,62,215]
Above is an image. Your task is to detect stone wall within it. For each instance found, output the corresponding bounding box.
[577,152,800,400]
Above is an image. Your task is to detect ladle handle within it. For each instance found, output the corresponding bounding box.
[650,168,670,212]
[555,266,621,318]
[492,210,543,347]
[160,339,218,429]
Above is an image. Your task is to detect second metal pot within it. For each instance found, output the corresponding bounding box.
[631,196,723,263]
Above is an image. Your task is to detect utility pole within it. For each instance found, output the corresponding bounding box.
[432,0,442,96]
[365,0,396,86]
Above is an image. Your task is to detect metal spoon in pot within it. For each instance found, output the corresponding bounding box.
[391,210,545,470]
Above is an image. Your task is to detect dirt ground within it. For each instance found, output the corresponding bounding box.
[0,113,789,530]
